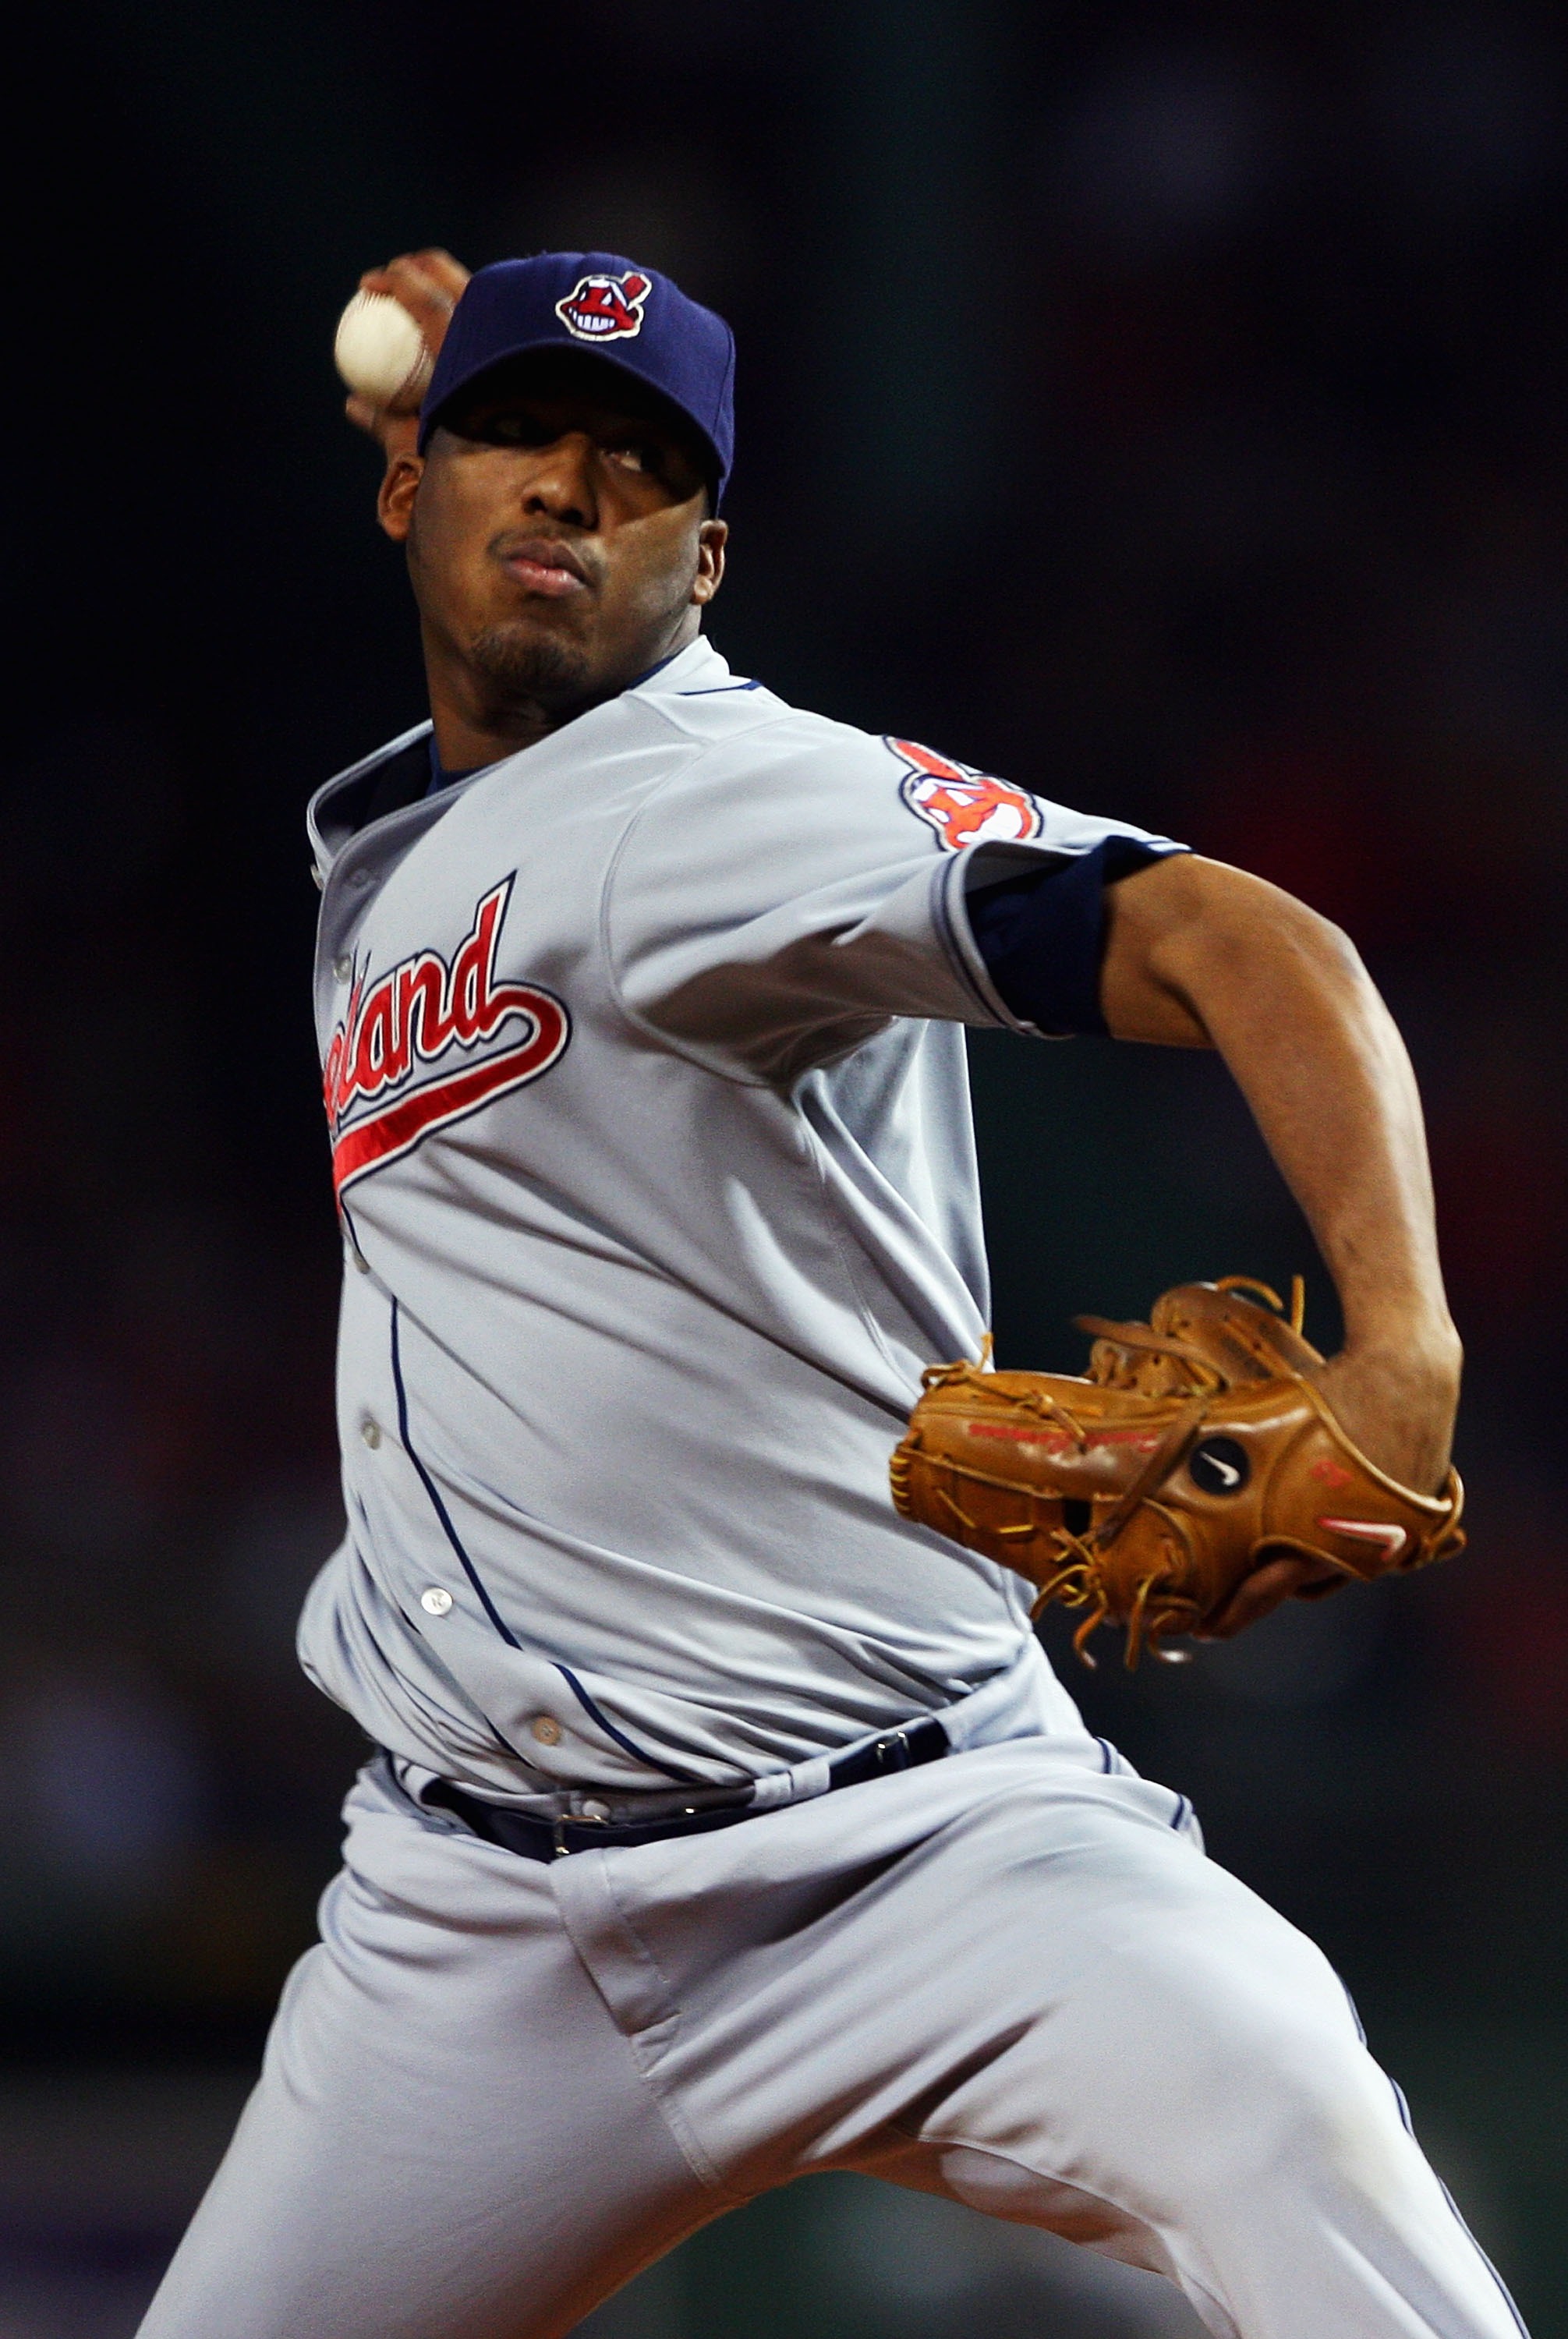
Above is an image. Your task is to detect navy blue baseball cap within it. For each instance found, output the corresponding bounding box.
[419,253,735,504]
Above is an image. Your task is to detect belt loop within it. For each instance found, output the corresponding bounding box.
[551,1817,571,1860]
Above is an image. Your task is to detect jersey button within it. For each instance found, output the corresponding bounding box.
[420,1587,453,1617]
[530,1714,563,1747]
[333,953,352,982]
[360,1418,381,1449]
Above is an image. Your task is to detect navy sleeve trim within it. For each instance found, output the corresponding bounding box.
[965,839,1176,1038]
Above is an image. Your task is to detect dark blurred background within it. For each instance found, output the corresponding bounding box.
[5,2,1567,2332]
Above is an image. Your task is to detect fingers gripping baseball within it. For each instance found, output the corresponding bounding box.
[337,249,470,461]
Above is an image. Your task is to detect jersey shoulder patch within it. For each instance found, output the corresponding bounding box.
[887,737,1046,851]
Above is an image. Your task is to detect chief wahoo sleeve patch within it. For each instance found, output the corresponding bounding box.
[888,738,1046,850]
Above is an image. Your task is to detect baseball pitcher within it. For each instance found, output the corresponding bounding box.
[137,250,1524,2339]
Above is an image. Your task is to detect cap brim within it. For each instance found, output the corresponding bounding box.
[419,336,724,496]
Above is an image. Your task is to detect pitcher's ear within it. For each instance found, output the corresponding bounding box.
[378,453,423,543]
[692,516,727,605]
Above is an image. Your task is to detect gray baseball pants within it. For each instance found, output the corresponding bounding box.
[137,1732,1523,2339]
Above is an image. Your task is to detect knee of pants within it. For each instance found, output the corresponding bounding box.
[1035,1872,1396,2209]
[1152,1990,1410,2217]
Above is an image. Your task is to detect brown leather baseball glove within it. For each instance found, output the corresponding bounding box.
[890,1276,1465,1665]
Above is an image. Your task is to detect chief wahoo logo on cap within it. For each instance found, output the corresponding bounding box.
[554,271,652,341]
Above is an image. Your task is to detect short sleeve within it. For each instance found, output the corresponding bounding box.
[965,836,1186,1038]
[605,721,1184,1083]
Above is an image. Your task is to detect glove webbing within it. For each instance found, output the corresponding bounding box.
[904,1352,1214,1665]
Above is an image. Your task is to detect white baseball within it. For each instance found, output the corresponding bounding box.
[333,289,434,406]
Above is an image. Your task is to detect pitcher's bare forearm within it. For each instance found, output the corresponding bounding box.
[1099,852,1460,1515]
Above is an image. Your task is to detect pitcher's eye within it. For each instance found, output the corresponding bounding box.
[604,437,654,473]
[488,414,550,446]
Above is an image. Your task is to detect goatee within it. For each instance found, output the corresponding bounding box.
[466,623,593,718]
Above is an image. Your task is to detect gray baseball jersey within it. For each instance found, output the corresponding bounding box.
[298,635,1181,1801]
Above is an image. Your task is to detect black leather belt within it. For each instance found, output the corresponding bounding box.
[422,1715,950,1862]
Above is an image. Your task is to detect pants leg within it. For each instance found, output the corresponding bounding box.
[865,1822,1523,2339]
[551,1737,1525,2339]
[142,1736,1527,2339]
[136,1764,722,2339]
